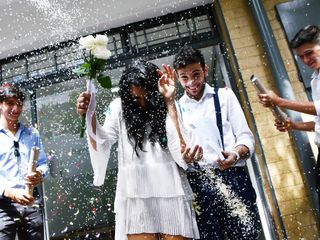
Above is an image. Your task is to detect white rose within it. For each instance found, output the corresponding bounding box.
[94,35,109,46]
[79,35,95,50]
[92,45,111,60]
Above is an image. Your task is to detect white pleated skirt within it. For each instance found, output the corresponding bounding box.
[125,196,199,239]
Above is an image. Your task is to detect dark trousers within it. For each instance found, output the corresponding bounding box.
[0,199,44,240]
[187,167,260,240]
[317,149,320,205]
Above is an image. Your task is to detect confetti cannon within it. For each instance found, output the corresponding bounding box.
[251,75,287,122]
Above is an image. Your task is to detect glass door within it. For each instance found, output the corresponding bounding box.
[36,68,123,239]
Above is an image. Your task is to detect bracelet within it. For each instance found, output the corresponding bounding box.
[230,150,240,162]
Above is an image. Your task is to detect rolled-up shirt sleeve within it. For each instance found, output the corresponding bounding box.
[314,100,320,116]
[226,89,255,157]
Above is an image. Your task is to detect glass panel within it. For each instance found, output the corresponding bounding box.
[177,19,190,38]
[2,60,26,79]
[36,68,123,238]
[194,15,211,34]
[146,23,179,45]
[57,46,83,71]
[96,33,122,56]
[20,91,32,126]
[112,33,123,55]
[134,30,147,48]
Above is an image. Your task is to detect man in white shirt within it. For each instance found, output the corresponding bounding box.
[259,25,320,205]
[165,45,260,239]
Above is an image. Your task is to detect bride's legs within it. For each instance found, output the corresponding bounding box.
[159,234,187,240]
[128,233,159,240]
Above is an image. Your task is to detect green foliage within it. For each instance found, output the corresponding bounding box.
[73,54,112,89]
[97,75,112,89]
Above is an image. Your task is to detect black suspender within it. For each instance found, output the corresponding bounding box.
[213,87,224,150]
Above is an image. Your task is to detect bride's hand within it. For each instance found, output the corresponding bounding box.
[182,145,203,164]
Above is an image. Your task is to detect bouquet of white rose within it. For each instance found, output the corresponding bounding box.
[74,34,112,138]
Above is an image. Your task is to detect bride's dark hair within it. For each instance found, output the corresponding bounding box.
[119,59,168,155]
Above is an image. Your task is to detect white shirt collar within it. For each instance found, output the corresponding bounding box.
[0,122,24,132]
[180,83,215,104]
[312,69,320,79]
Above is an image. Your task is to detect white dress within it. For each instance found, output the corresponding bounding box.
[87,98,199,240]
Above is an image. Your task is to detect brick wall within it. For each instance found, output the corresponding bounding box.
[219,0,319,238]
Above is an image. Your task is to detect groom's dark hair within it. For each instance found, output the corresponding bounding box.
[173,45,205,70]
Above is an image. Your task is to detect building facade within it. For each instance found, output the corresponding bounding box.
[0,0,319,239]
[220,0,319,238]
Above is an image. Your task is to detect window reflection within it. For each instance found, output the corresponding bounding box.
[36,72,121,238]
